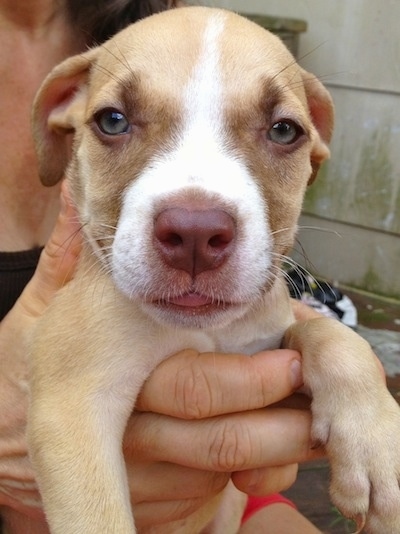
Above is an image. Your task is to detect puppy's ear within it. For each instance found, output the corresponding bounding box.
[301,70,334,185]
[32,47,99,186]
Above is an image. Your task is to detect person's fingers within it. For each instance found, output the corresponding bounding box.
[137,349,303,419]
[127,462,229,503]
[133,495,212,527]
[17,182,81,319]
[129,464,300,526]
[127,462,229,527]
[125,408,323,473]
[232,463,299,495]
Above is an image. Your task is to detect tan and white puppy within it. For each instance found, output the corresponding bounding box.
[29,6,400,534]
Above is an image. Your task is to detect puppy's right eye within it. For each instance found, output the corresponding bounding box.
[94,108,131,136]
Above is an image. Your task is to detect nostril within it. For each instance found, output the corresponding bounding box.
[209,232,233,249]
[161,232,183,247]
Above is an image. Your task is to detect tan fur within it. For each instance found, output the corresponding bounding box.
[28,7,400,534]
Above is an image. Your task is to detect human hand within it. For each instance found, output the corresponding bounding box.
[0,183,81,523]
[125,348,321,528]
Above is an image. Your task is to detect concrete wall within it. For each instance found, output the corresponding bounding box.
[210,0,400,297]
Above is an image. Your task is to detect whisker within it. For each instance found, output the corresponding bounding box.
[297,225,342,238]
[270,253,307,298]
[90,60,132,92]
[291,238,312,269]
[281,255,339,304]
[109,40,135,77]
[51,223,87,287]
[98,223,118,231]
[270,226,293,237]
[296,41,329,63]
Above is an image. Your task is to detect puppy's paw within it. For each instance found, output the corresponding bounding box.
[312,389,400,534]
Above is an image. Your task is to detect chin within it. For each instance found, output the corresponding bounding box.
[142,300,248,330]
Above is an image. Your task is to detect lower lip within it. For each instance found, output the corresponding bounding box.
[154,293,228,313]
[168,293,214,307]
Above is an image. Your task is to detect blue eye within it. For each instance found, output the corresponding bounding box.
[268,120,302,145]
[94,108,130,135]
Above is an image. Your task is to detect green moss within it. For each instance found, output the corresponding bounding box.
[361,267,381,292]
[329,507,356,533]
[302,129,400,234]
[357,308,392,327]
[240,14,307,33]
[349,267,400,301]
[303,161,330,214]
[353,130,397,231]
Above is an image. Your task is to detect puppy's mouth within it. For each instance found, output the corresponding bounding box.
[153,292,231,315]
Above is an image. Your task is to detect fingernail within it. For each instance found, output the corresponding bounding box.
[290,358,303,389]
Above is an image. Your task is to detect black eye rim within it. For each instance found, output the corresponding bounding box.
[93,107,131,136]
[268,119,304,146]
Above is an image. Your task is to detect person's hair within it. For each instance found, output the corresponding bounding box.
[67,0,181,45]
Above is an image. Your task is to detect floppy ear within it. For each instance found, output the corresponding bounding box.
[301,70,334,185]
[32,47,99,186]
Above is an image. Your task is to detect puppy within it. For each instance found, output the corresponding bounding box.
[29,6,400,534]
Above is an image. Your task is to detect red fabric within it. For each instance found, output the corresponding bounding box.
[241,494,297,524]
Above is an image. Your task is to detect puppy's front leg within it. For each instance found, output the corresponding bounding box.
[284,317,400,533]
[28,362,138,534]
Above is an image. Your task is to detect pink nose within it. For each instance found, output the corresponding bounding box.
[154,208,236,277]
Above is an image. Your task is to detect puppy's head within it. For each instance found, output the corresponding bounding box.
[33,6,333,328]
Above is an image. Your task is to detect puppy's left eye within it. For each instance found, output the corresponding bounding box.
[94,108,131,136]
[268,120,303,145]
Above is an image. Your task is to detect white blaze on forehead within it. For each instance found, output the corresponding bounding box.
[183,12,225,149]
[176,12,241,194]
[124,12,264,203]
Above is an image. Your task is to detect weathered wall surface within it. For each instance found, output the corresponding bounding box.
[212,0,400,297]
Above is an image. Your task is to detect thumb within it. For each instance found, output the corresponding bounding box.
[18,182,81,319]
